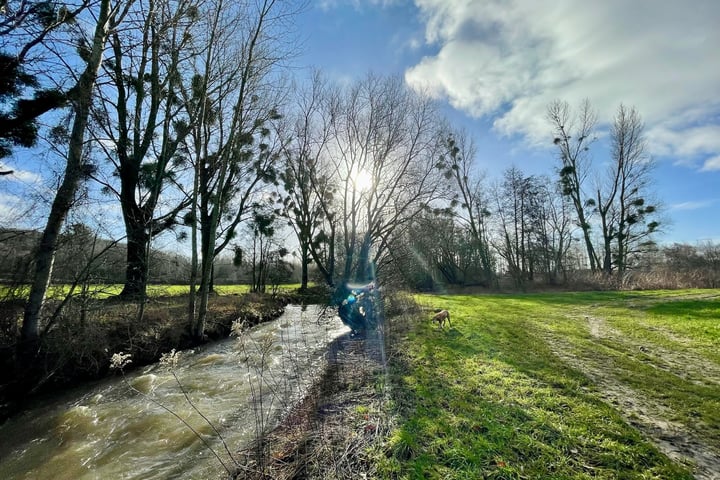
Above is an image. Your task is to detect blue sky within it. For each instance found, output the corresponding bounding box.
[1,0,718,246]
[294,0,720,244]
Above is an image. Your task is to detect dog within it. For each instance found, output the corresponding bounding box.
[431,309,451,329]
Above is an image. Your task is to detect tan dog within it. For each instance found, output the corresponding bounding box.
[431,309,451,329]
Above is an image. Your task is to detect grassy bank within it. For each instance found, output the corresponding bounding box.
[372,290,719,479]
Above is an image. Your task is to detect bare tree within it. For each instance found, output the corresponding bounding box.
[492,167,536,286]
[541,180,575,283]
[569,104,660,274]
[327,74,446,283]
[547,99,599,271]
[405,212,470,286]
[439,130,495,285]
[245,207,289,293]
[276,72,337,289]
[183,0,292,340]
[0,0,88,159]
[663,241,720,288]
[609,104,659,272]
[92,0,200,299]
[21,0,124,348]
[549,101,660,275]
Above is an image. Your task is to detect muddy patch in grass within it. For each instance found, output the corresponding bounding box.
[585,313,720,387]
[545,311,720,480]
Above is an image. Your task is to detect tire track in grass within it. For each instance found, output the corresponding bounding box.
[542,311,720,480]
[584,314,720,387]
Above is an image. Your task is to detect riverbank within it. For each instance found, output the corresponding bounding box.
[234,294,416,479]
[0,288,329,422]
[233,332,387,479]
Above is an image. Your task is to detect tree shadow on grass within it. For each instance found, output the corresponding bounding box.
[383,310,695,479]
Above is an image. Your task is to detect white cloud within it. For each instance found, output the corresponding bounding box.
[11,168,44,184]
[701,155,720,172]
[0,193,23,224]
[406,36,422,51]
[405,0,720,162]
[670,200,716,211]
[647,117,720,168]
[0,163,44,185]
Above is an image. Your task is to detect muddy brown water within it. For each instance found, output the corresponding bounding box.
[0,305,349,479]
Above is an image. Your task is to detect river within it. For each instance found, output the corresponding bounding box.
[0,305,349,479]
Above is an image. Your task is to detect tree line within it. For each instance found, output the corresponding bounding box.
[0,0,688,350]
[0,225,286,285]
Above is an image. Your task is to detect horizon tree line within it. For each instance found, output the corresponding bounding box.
[2,1,664,347]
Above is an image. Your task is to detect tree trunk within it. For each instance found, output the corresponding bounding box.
[300,241,309,290]
[579,214,598,272]
[308,225,335,287]
[209,264,215,293]
[327,229,336,285]
[20,0,112,350]
[119,220,150,298]
[195,263,211,341]
[21,180,76,344]
[194,159,227,340]
[309,241,333,287]
[187,166,199,329]
[355,235,372,283]
[194,252,213,341]
[194,205,217,341]
[343,246,354,283]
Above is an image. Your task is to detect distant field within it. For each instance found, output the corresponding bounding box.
[377,290,720,479]
[0,283,306,300]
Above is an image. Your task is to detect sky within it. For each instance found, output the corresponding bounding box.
[295,0,720,244]
[1,0,718,247]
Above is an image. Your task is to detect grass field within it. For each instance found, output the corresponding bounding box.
[377,290,720,479]
[0,283,310,300]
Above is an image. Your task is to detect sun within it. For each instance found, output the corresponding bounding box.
[352,168,373,193]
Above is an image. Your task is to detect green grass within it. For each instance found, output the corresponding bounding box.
[0,283,193,299]
[0,283,312,299]
[375,290,720,479]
